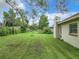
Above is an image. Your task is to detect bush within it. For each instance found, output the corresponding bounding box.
[14,28,21,34]
[0,27,9,36]
[0,27,21,36]
[8,27,15,34]
[20,26,26,33]
[42,27,52,34]
[8,27,21,34]
[29,25,39,31]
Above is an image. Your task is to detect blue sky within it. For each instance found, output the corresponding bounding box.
[0,0,79,15]
[20,0,79,13]
[0,0,79,26]
[47,0,79,13]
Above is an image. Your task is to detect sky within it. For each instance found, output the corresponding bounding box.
[0,0,79,26]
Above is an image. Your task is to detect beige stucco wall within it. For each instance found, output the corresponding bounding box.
[61,20,79,48]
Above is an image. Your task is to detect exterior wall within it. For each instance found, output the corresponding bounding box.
[54,23,59,38]
[53,16,61,39]
[61,20,79,48]
[58,25,62,39]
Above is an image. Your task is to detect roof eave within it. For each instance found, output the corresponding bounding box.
[58,13,79,24]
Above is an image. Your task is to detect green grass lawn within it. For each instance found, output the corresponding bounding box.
[0,32,79,59]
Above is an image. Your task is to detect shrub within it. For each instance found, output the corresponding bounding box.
[20,26,26,33]
[9,27,15,34]
[29,25,39,31]
[14,28,21,34]
[0,27,9,36]
[8,27,21,34]
[42,27,52,34]
[0,27,21,36]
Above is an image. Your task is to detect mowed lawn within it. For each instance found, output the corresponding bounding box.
[0,32,79,59]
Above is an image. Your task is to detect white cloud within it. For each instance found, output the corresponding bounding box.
[45,12,78,20]
[18,3,25,9]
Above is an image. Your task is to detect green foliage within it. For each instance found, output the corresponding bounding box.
[20,25,26,33]
[37,0,48,10]
[3,8,28,27]
[39,15,49,30]
[0,27,9,36]
[38,27,52,34]
[3,9,16,26]
[15,28,21,34]
[8,27,21,34]
[3,12,9,26]
[3,8,29,34]
[15,18,23,26]
[29,24,39,31]
[35,14,51,34]
[42,27,52,34]
[0,27,21,36]
[18,9,29,26]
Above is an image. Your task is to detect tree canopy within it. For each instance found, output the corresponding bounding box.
[39,15,49,30]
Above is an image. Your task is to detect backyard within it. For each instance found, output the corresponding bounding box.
[0,32,79,59]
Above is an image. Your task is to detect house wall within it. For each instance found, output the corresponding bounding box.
[53,16,61,39]
[58,25,62,39]
[61,19,79,48]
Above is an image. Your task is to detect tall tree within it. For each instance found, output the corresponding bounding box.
[5,0,29,26]
[18,9,28,26]
[3,9,16,26]
[3,9,16,34]
[39,15,49,30]
[3,12,9,26]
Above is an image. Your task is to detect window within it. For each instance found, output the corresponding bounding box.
[69,23,78,36]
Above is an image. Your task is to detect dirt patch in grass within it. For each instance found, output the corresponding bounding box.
[14,40,45,59]
[5,40,45,56]
[26,40,45,56]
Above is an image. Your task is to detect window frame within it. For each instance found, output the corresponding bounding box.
[69,23,78,36]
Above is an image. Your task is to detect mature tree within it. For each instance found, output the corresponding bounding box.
[3,12,9,26]
[18,9,28,26]
[39,15,49,30]
[5,0,29,26]
[9,9,16,26]
[3,9,16,34]
[14,17,22,26]
[3,9,16,26]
